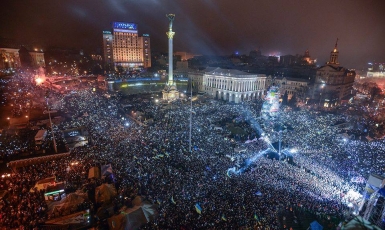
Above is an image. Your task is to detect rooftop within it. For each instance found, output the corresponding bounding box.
[205,67,263,78]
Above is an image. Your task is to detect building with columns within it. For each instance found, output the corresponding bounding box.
[312,40,356,107]
[202,67,266,103]
[0,48,21,69]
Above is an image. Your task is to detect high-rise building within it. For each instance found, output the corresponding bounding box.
[102,22,151,71]
[102,31,113,70]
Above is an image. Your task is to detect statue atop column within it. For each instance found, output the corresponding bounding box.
[162,14,179,101]
[167,14,175,30]
[166,14,175,39]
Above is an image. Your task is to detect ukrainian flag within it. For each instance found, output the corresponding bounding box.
[171,196,176,204]
[195,203,202,214]
[254,213,259,221]
[221,214,227,221]
[157,199,161,205]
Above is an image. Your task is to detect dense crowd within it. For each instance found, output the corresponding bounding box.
[1,77,385,229]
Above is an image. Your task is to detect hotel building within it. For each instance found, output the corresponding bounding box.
[103,22,151,71]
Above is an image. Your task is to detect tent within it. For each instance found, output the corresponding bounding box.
[107,196,158,230]
[129,196,158,222]
[50,192,87,216]
[140,201,158,222]
[108,207,145,230]
[342,216,382,230]
[95,183,117,203]
[310,221,323,230]
[88,166,101,179]
[108,213,127,230]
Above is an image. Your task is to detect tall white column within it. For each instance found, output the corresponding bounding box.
[168,36,174,84]
[166,14,176,86]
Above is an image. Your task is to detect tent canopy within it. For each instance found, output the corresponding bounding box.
[95,183,117,204]
[310,221,323,230]
[50,191,88,215]
[342,216,382,230]
[107,196,158,230]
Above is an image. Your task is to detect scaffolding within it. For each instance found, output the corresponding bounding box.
[362,187,385,228]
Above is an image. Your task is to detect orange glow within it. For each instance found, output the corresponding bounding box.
[35,75,46,85]
[35,77,43,85]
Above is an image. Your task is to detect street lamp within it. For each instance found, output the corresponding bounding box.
[45,91,57,153]
[319,83,325,106]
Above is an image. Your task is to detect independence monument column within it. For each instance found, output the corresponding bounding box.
[162,14,179,100]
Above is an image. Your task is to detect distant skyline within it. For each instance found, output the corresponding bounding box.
[0,0,384,69]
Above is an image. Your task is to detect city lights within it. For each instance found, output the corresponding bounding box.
[0,2,383,229]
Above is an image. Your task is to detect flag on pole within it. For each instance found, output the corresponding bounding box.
[195,203,202,214]
[101,164,113,176]
[171,196,176,204]
[254,213,259,221]
[221,214,227,221]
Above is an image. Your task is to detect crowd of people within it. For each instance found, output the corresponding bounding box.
[1,75,385,229]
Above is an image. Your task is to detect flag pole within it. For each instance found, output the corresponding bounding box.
[189,78,192,153]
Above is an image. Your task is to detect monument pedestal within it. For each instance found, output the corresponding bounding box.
[162,84,179,101]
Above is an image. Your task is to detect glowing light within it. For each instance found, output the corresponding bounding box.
[35,75,46,85]
[289,148,298,153]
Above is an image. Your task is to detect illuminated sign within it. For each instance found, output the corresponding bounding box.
[113,22,137,30]
[143,34,150,37]
[103,31,112,34]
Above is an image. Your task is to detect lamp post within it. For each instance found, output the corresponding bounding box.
[45,91,57,153]
[189,78,193,153]
[319,83,325,107]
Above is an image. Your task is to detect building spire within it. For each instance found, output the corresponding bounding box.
[334,38,339,49]
[327,39,339,66]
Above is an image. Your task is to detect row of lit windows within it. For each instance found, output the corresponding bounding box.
[115,32,138,36]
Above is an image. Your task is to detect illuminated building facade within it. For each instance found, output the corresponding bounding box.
[29,50,45,67]
[103,22,151,71]
[266,76,309,100]
[102,31,113,69]
[312,40,356,107]
[203,67,266,103]
[174,51,196,61]
[301,49,316,65]
[0,48,21,69]
[367,62,385,78]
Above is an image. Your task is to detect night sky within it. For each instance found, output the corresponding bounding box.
[0,0,384,68]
